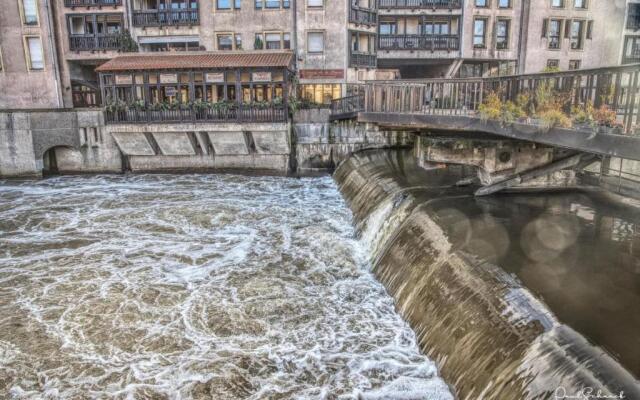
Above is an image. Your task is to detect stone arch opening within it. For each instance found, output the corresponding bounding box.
[42,146,83,176]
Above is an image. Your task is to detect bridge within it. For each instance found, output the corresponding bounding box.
[330,64,640,196]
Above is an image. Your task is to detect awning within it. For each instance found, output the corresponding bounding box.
[96,51,295,72]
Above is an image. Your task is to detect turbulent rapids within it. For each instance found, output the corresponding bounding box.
[1,148,640,399]
[0,174,452,399]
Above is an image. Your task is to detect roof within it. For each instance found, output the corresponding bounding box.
[95,51,294,72]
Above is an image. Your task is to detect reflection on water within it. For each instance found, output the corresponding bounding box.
[439,192,640,377]
[0,174,453,399]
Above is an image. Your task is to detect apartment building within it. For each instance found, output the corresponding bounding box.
[0,0,65,108]
[0,0,631,110]
[519,0,626,73]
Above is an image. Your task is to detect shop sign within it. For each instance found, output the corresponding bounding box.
[115,75,132,85]
[205,72,225,83]
[160,74,178,84]
[252,72,272,82]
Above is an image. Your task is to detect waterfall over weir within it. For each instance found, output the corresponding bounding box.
[334,148,640,400]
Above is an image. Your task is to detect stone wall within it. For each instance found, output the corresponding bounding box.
[0,110,294,178]
[293,109,415,175]
[108,122,291,174]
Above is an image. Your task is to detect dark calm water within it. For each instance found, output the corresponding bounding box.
[0,174,453,399]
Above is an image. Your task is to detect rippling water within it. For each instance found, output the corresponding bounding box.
[0,174,453,399]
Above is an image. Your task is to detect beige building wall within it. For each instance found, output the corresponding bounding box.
[520,0,625,73]
[0,0,64,108]
[461,0,523,64]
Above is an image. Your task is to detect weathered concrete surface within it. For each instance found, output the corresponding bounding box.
[294,119,415,174]
[127,154,289,173]
[152,132,196,156]
[0,110,121,177]
[0,113,38,177]
[208,131,249,155]
[356,112,640,162]
[252,131,290,155]
[112,132,156,156]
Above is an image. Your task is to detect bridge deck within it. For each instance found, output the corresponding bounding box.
[331,64,640,161]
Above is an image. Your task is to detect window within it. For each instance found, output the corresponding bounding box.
[283,33,291,49]
[235,34,242,50]
[547,59,559,68]
[574,0,586,9]
[307,31,324,53]
[499,0,510,8]
[308,0,322,6]
[475,0,487,7]
[552,0,563,7]
[473,19,487,48]
[568,60,581,70]
[254,33,264,49]
[421,21,449,35]
[21,0,39,26]
[265,33,281,49]
[217,33,234,50]
[235,0,241,7]
[255,0,288,8]
[25,36,44,70]
[628,4,640,30]
[570,20,584,50]
[217,0,231,9]
[299,84,341,104]
[496,19,509,49]
[548,19,561,49]
[379,22,397,35]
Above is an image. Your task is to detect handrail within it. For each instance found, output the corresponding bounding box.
[330,64,640,136]
[378,0,461,9]
[64,0,121,6]
[131,8,200,27]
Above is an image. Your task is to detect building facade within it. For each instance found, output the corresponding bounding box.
[0,0,632,110]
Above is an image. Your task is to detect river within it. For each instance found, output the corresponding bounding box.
[0,174,452,399]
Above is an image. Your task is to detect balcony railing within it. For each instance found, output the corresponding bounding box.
[331,64,640,136]
[69,34,121,51]
[105,105,287,124]
[378,34,459,51]
[132,9,199,27]
[378,0,461,9]
[628,14,640,30]
[64,0,121,7]
[350,52,377,68]
[349,6,377,25]
[330,95,365,116]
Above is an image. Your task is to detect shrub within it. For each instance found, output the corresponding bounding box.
[538,109,572,129]
[571,101,595,126]
[478,92,525,124]
[593,105,618,127]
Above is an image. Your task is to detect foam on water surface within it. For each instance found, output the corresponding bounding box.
[0,174,452,400]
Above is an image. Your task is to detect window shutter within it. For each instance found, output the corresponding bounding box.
[586,20,593,39]
[542,19,548,38]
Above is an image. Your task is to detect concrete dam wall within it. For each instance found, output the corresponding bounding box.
[334,148,640,400]
[0,109,414,178]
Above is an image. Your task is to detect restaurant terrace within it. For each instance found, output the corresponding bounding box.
[96,51,295,124]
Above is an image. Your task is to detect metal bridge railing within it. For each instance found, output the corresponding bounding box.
[331,64,640,136]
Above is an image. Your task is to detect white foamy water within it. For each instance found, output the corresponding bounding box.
[0,174,452,400]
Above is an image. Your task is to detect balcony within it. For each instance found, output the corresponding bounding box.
[132,9,199,27]
[64,0,121,7]
[69,35,121,51]
[377,0,461,9]
[350,52,376,68]
[349,6,377,25]
[378,34,459,51]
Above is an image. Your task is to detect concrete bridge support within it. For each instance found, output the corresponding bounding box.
[414,135,581,193]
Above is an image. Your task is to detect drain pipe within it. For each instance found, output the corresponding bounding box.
[45,0,64,108]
